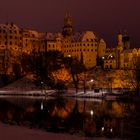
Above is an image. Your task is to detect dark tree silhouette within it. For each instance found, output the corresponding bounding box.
[64,56,86,93]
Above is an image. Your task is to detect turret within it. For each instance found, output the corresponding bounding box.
[62,11,74,37]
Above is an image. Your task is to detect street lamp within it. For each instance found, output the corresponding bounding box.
[90,110,94,116]
[90,79,94,82]
[41,81,44,111]
[41,101,44,110]
[101,126,104,132]
[41,81,44,95]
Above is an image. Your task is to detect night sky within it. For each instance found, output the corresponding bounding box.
[0,0,140,47]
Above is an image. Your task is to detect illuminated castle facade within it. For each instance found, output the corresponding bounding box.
[103,33,139,69]
[61,12,106,68]
[0,12,138,75]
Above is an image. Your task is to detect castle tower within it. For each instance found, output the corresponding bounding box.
[117,31,130,50]
[122,35,130,50]
[62,11,74,37]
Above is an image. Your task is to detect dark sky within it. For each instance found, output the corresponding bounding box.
[0,0,140,47]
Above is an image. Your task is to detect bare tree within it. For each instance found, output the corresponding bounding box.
[64,56,86,93]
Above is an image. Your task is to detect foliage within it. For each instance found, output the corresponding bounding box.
[131,56,140,95]
[21,51,65,90]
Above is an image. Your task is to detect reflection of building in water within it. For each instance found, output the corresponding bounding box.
[0,97,138,139]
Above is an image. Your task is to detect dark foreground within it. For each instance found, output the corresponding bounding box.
[0,123,120,140]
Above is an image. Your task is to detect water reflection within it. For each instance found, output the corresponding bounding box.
[0,96,140,139]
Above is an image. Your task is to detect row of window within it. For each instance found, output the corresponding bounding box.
[64,39,97,43]
[64,48,97,52]
[104,60,114,63]
[0,41,22,46]
[105,65,113,69]
[0,30,19,34]
[0,35,22,40]
[64,43,97,47]
[48,44,56,47]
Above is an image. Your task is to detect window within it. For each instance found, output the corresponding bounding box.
[10,41,12,45]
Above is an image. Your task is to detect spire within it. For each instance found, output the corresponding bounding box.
[62,11,74,37]
[65,10,71,18]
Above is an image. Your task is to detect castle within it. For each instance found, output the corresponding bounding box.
[0,12,138,75]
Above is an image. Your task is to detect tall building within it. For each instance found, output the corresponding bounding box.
[103,32,139,70]
[0,13,107,75]
[62,11,74,37]
[0,23,22,74]
[62,31,106,68]
[61,12,106,68]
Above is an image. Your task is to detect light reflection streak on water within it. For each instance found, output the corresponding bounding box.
[0,96,139,139]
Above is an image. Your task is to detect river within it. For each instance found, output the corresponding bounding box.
[0,96,139,140]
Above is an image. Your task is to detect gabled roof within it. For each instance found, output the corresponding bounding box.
[71,31,97,42]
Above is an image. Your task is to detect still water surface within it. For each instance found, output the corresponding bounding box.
[0,96,140,139]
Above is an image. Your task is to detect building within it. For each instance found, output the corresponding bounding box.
[0,13,107,75]
[0,23,22,74]
[103,32,137,70]
[62,12,106,68]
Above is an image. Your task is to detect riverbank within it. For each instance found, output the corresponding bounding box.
[0,123,121,140]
